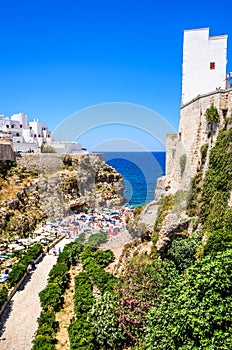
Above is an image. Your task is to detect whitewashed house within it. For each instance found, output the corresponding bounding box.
[182,28,229,105]
[0,112,82,154]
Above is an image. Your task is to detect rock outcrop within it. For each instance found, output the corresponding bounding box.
[0,153,125,238]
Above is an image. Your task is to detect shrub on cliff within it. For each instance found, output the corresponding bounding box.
[143,250,232,349]
[205,104,220,123]
[167,232,201,271]
[115,260,176,347]
[203,228,232,256]
[201,128,232,231]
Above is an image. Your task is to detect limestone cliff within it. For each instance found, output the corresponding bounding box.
[129,89,232,256]
[0,153,125,238]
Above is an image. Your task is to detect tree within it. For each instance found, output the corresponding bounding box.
[41,144,56,153]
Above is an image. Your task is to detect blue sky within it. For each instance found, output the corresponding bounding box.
[1,0,232,150]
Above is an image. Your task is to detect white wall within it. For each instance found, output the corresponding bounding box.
[51,142,82,154]
[11,113,29,129]
[13,142,40,153]
[182,28,228,104]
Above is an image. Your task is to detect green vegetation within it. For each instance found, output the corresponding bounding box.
[203,228,232,256]
[201,128,232,232]
[32,241,84,349]
[0,286,8,309]
[91,292,125,349]
[166,231,201,271]
[142,250,232,349]
[152,194,173,257]
[7,244,43,288]
[179,153,186,176]
[200,143,209,165]
[68,272,95,350]
[205,104,220,123]
[30,124,232,349]
[41,144,56,153]
[85,231,108,248]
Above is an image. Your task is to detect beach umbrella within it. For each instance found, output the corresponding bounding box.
[104,215,110,220]
[18,238,30,243]
[57,218,63,222]
[110,211,119,216]
[31,235,44,242]
[8,243,21,249]
[72,221,79,226]
[0,274,8,282]
[14,245,25,250]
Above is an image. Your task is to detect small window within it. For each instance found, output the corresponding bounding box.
[20,124,22,128]
[16,133,19,136]
[6,125,9,128]
[210,62,215,70]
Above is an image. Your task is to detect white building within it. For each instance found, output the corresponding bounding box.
[182,28,229,105]
[0,112,82,154]
[0,113,51,152]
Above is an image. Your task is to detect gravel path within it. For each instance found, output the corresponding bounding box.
[0,238,70,350]
[0,230,133,350]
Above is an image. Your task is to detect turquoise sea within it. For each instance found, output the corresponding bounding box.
[104,152,166,207]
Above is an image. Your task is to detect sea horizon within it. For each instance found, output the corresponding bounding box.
[101,151,166,207]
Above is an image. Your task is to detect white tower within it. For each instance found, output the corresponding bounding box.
[181,28,228,104]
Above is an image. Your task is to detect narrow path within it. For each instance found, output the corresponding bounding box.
[0,238,70,350]
[55,264,82,350]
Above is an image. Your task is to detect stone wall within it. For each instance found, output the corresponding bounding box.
[179,88,232,174]
[163,88,232,195]
[16,152,104,172]
[0,143,15,162]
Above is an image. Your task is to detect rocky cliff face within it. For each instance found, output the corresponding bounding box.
[0,153,125,238]
[129,91,232,256]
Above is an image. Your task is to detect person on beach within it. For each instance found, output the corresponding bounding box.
[27,264,32,273]
[31,260,35,270]
[52,248,57,256]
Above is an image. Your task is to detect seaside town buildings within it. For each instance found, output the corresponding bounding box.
[0,112,82,154]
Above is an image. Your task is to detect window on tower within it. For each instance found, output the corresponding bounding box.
[210,62,215,70]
